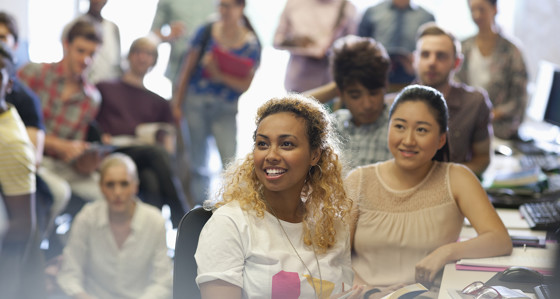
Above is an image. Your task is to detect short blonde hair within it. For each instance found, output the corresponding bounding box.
[99,153,139,183]
[128,36,158,65]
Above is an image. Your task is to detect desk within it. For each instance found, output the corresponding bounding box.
[437,209,554,299]
[484,138,560,209]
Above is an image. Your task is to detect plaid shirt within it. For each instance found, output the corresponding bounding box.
[18,62,100,141]
[332,106,392,172]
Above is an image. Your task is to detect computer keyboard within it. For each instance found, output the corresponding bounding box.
[534,284,551,299]
[519,198,560,230]
[514,141,547,155]
[520,154,560,172]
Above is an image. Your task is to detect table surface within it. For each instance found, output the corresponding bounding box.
[437,208,552,299]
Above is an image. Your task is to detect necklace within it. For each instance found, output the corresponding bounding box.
[266,200,323,299]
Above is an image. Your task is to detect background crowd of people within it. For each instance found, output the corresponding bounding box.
[0,0,557,298]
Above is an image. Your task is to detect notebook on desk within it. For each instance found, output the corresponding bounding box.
[486,173,560,209]
[455,246,556,275]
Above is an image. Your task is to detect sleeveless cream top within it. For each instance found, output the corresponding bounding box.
[345,161,464,286]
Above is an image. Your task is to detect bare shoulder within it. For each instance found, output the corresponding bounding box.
[448,163,485,198]
[449,163,477,181]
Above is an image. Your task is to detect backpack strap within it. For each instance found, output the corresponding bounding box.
[195,22,214,69]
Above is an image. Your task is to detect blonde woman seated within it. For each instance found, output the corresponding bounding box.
[346,85,512,296]
[57,153,172,299]
[195,94,362,298]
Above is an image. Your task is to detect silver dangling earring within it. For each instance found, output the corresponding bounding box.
[308,164,323,180]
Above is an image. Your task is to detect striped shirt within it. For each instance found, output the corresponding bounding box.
[0,106,36,196]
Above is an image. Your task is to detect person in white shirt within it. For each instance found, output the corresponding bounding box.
[56,153,172,299]
[195,94,363,299]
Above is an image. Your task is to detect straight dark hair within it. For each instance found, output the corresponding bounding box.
[233,0,261,50]
[0,11,18,43]
[389,84,450,162]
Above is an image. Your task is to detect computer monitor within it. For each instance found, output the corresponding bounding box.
[527,60,560,122]
[544,70,560,127]
[524,61,560,146]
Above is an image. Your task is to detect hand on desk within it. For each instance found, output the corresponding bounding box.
[416,246,450,287]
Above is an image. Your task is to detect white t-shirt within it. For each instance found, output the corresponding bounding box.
[195,201,353,298]
[467,46,492,91]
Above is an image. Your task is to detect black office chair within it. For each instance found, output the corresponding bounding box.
[173,207,213,299]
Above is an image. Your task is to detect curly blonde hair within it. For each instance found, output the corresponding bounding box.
[212,94,351,253]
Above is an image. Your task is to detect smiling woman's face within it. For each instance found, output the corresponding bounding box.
[253,112,319,197]
[388,100,446,170]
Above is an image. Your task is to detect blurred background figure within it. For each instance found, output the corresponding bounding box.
[150,0,215,211]
[56,153,172,299]
[0,12,71,251]
[95,37,189,227]
[150,0,214,87]
[18,19,106,216]
[358,0,435,92]
[172,0,261,206]
[412,23,493,177]
[0,46,46,299]
[64,0,122,84]
[455,0,528,140]
[273,0,358,93]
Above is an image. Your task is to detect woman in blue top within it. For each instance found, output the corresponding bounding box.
[172,0,261,206]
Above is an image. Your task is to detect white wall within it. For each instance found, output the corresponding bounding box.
[514,0,560,83]
[0,0,32,66]
[3,0,560,101]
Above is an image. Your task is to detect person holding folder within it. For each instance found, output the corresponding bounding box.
[172,0,261,206]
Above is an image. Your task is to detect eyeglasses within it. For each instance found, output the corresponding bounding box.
[130,49,156,57]
[462,281,502,299]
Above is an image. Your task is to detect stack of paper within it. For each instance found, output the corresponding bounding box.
[484,166,549,195]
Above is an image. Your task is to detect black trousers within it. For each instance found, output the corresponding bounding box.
[116,145,190,227]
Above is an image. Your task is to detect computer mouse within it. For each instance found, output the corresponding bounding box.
[499,266,544,283]
[494,144,513,156]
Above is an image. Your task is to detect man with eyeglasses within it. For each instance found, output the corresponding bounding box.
[94,37,190,228]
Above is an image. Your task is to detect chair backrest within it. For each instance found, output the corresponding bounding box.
[173,207,213,299]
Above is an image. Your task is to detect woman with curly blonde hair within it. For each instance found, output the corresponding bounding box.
[195,94,361,299]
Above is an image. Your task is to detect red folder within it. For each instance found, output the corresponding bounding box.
[212,46,254,78]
